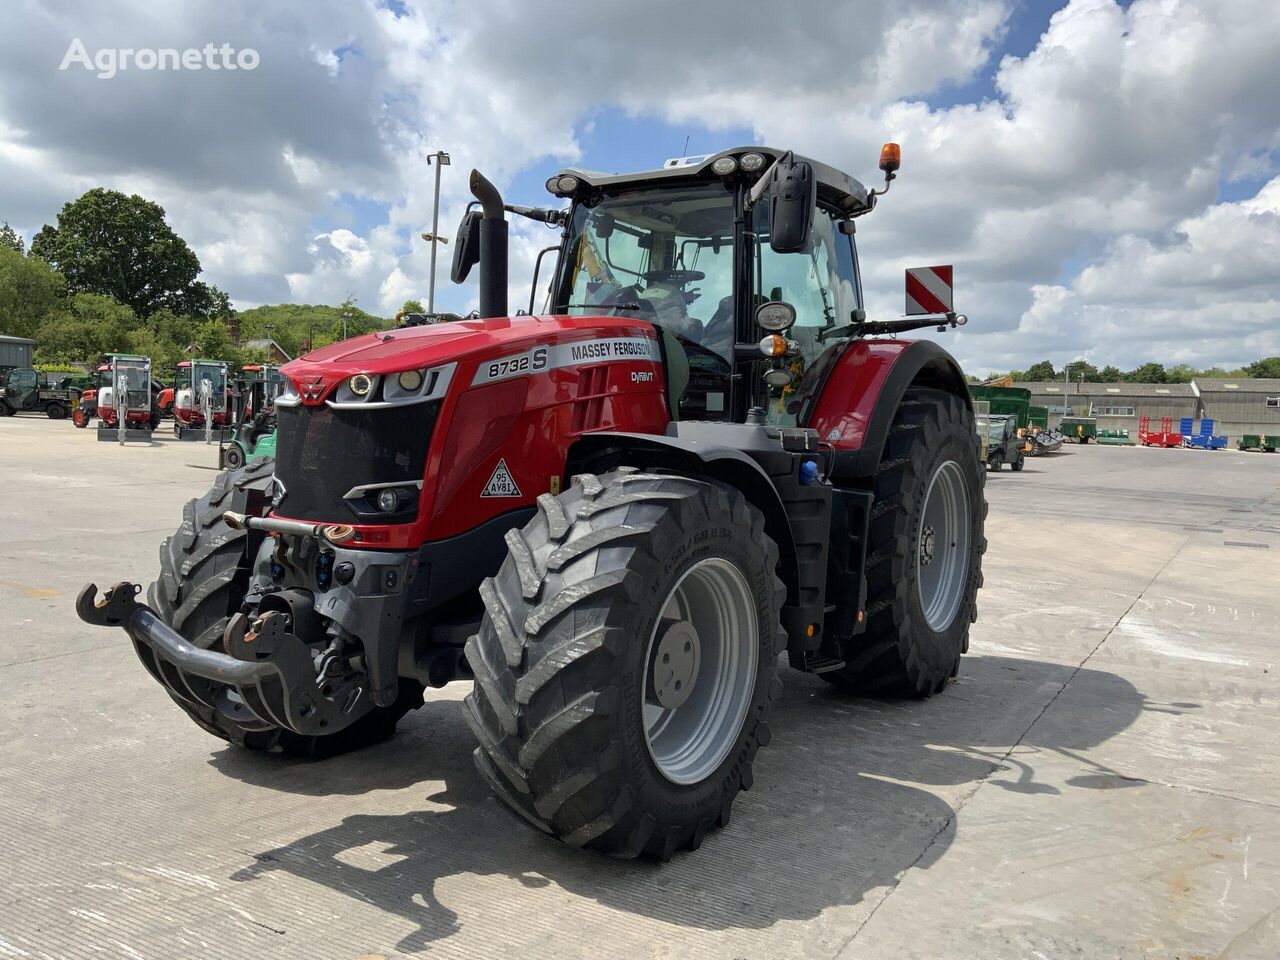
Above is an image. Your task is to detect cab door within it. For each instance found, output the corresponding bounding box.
[752,204,861,426]
[6,368,38,409]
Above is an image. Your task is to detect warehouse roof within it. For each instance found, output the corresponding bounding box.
[1193,378,1280,394]
[0,334,36,345]
[1020,381,1197,397]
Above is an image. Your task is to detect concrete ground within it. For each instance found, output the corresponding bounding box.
[1,416,1277,960]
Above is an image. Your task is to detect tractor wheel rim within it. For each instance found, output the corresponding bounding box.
[642,556,757,785]
[917,459,971,632]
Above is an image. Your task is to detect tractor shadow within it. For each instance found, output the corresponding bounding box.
[220,654,1187,953]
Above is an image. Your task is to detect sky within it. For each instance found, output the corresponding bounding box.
[1,0,1278,373]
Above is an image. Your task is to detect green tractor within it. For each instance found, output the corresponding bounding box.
[218,366,283,470]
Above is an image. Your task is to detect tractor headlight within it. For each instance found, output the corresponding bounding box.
[397,369,424,392]
[376,488,400,513]
[349,374,374,397]
[739,152,766,172]
[711,156,738,175]
[756,301,797,332]
[555,175,580,194]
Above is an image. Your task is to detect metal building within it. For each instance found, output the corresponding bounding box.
[0,334,35,370]
[1194,378,1280,440]
[1022,381,1199,435]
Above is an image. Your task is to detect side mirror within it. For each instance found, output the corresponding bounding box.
[768,158,815,253]
[450,209,482,284]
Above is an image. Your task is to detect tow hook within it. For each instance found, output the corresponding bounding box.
[75,581,373,736]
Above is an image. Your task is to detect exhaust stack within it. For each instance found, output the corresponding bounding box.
[469,169,508,318]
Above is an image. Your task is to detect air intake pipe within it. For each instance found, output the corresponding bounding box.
[470,169,508,319]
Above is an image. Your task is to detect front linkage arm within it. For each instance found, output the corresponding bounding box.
[75,582,372,736]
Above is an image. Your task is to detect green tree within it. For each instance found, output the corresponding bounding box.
[33,292,137,363]
[1064,360,1098,382]
[29,188,205,318]
[1095,365,1123,383]
[1023,360,1057,381]
[401,299,424,314]
[1246,357,1280,378]
[1125,362,1167,383]
[192,318,239,362]
[0,222,23,254]
[1166,363,1198,383]
[0,246,66,339]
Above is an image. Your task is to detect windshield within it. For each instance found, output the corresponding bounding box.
[562,182,737,361]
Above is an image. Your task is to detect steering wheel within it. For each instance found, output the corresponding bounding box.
[643,269,705,287]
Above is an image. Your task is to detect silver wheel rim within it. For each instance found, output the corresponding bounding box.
[642,557,758,785]
[917,460,971,631]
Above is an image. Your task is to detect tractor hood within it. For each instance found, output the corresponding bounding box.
[279,313,660,402]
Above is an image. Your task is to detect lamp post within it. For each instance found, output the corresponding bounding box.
[341,310,351,342]
[424,150,451,313]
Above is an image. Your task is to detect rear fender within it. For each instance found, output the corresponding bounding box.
[805,338,971,480]
[566,428,801,606]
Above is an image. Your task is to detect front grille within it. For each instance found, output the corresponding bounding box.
[273,401,439,523]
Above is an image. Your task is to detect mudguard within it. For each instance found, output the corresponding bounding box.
[566,423,802,605]
[803,338,971,479]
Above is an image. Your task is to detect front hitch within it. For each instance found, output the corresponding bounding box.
[75,582,372,737]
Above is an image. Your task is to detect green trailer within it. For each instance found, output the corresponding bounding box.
[1096,428,1135,446]
[1028,404,1049,430]
[1059,416,1098,444]
[1237,435,1280,453]
[969,385,1033,429]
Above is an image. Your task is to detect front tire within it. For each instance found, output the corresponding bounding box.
[825,388,985,696]
[146,458,421,757]
[465,470,785,859]
[222,443,245,471]
[46,402,67,420]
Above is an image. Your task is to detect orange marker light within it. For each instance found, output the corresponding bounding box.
[879,142,901,174]
[758,334,788,357]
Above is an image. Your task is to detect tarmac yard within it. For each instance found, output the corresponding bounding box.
[1,416,1278,960]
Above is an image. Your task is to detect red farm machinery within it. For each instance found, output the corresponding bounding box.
[78,144,986,859]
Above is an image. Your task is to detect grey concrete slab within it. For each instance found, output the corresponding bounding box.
[1,417,1278,959]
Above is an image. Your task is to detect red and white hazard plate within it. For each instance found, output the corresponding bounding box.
[905,265,953,316]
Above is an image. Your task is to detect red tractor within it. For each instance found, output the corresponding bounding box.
[78,145,985,858]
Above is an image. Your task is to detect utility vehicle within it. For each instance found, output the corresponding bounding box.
[79,145,986,859]
[980,414,1025,471]
[0,367,78,419]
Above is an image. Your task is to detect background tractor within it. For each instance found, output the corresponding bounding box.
[78,144,986,859]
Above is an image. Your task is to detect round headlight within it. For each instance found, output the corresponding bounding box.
[756,300,797,332]
[758,334,789,358]
[349,374,373,397]
[764,367,793,388]
[739,152,766,172]
[376,488,399,513]
[398,369,424,392]
[711,156,738,175]
[545,175,560,193]
[555,175,580,193]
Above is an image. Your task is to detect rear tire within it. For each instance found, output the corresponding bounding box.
[46,402,67,420]
[825,388,985,697]
[73,407,90,427]
[0,400,13,417]
[988,451,1002,471]
[222,443,245,471]
[465,470,785,859]
[146,458,421,757]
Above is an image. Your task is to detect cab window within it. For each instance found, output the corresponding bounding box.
[754,206,859,424]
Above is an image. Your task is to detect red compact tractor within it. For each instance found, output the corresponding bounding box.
[79,145,985,858]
